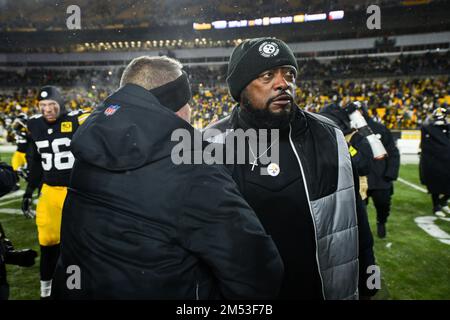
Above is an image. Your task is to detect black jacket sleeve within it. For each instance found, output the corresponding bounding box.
[24,138,42,197]
[0,163,18,197]
[352,158,378,297]
[382,127,400,181]
[350,132,374,177]
[179,165,284,299]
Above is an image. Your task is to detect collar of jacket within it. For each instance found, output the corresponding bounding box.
[228,104,309,136]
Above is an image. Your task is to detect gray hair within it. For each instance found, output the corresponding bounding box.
[120,55,183,90]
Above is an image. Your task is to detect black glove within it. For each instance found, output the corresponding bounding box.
[21,195,34,219]
[5,249,37,267]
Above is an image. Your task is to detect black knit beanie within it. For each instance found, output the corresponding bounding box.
[226,37,298,101]
[38,86,65,109]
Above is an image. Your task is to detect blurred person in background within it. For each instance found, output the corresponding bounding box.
[419,107,450,217]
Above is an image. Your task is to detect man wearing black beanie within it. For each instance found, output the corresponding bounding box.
[22,85,90,299]
[52,55,283,299]
[207,38,377,299]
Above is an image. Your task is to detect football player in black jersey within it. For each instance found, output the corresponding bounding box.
[21,86,89,299]
[11,113,30,182]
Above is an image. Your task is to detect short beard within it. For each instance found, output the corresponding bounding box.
[239,91,294,130]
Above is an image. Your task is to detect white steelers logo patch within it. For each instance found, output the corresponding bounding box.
[40,91,48,98]
[267,162,280,177]
[258,41,280,58]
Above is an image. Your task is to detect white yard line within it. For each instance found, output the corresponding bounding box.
[414,216,450,245]
[1,190,24,200]
[398,177,449,245]
[397,178,428,193]
[0,208,22,215]
[0,198,22,207]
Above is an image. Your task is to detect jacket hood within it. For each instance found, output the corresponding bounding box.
[71,83,195,171]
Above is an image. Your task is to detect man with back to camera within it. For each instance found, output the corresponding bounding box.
[419,107,450,217]
[207,37,378,299]
[52,56,283,299]
[365,108,400,238]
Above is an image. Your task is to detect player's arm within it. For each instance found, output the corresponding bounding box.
[21,140,42,218]
[383,127,400,182]
[0,163,18,197]
[12,135,29,174]
[77,111,91,125]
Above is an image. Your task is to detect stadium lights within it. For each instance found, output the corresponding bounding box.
[194,10,343,29]
[193,22,212,30]
[269,17,281,25]
[294,14,305,23]
[328,10,344,20]
[211,20,227,29]
[228,20,248,28]
[281,16,293,24]
[305,13,327,21]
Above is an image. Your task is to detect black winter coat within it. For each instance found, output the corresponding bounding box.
[419,122,450,194]
[366,118,400,190]
[52,84,283,299]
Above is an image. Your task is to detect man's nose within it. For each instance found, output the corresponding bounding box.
[273,72,289,91]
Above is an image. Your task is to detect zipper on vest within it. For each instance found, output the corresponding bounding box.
[288,124,326,300]
[195,281,200,300]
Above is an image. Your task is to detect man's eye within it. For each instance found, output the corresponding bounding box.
[285,71,295,79]
[261,72,273,79]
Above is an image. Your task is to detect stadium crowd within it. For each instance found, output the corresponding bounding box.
[1,51,449,86]
[1,76,448,130]
[1,52,449,130]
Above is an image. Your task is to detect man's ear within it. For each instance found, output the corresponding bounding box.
[239,89,246,106]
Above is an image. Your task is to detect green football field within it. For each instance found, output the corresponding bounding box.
[0,151,449,300]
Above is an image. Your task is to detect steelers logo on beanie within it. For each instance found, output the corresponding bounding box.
[226,37,298,101]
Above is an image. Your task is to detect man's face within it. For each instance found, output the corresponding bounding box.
[39,100,60,123]
[240,66,296,129]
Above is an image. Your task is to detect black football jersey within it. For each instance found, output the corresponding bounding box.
[14,126,29,153]
[27,110,90,187]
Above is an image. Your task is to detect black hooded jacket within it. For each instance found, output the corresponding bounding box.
[366,117,400,190]
[52,83,283,299]
[419,121,450,194]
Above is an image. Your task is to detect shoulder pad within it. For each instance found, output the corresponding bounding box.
[29,114,43,120]
[77,112,91,125]
[67,110,82,116]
